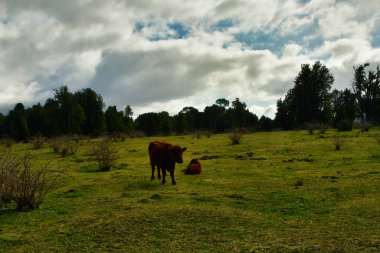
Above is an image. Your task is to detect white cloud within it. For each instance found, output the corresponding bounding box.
[0,0,380,119]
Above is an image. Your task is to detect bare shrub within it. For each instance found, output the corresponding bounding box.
[31,135,45,150]
[50,137,77,157]
[129,131,146,138]
[191,131,202,139]
[108,131,127,142]
[319,123,329,134]
[0,150,64,211]
[306,122,316,135]
[1,137,15,148]
[92,138,117,171]
[294,178,303,189]
[333,135,344,151]
[361,122,371,132]
[228,129,243,145]
[204,131,212,138]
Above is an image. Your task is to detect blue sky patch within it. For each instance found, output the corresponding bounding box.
[298,0,311,4]
[168,22,189,39]
[133,21,189,40]
[133,22,144,33]
[234,30,281,53]
[233,19,321,54]
[371,23,380,48]
[213,18,235,31]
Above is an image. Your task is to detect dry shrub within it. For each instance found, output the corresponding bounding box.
[108,131,127,142]
[92,138,117,171]
[228,129,243,145]
[306,122,317,135]
[294,178,303,189]
[333,135,344,151]
[0,150,64,211]
[1,137,15,148]
[191,131,212,139]
[205,131,212,138]
[361,122,371,132]
[129,131,146,138]
[50,137,77,157]
[191,131,202,139]
[31,135,45,150]
[319,123,329,134]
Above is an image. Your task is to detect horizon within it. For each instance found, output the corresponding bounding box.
[1,0,380,118]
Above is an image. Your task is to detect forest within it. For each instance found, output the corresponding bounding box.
[0,61,379,140]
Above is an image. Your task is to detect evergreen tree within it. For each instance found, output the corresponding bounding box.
[203,103,227,131]
[5,103,30,140]
[293,62,334,124]
[275,91,295,130]
[258,115,274,131]
[43,98,61,136]
[105,106,125,133]
[53,86,84,134]
[332,89,358,128]
[158,111,172,135]
[0,113,4,136]
[75,88,106,135]
[215,98,230,108]
[352,64,380,122]
[123,105,134,133]
[26,103,47,136]
[229,98,258,129]
[136,112,159,136]
[179,107,200,132]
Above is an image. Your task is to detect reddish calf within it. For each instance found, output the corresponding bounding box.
[185,159,202,175]
[148,141,187,185]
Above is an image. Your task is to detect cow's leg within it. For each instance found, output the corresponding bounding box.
[157,166,161,179]
[170,169,176,185]
[151,163,155,180]
[161,167,166,185]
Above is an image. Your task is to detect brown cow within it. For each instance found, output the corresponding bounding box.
[148,141,187,185]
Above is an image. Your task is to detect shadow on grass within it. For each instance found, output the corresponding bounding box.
[77,164,109,173]
[123,180,161,194]
[0,207,18,216]
[0,235,27,247]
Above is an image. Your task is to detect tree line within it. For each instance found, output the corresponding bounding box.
[275,62,380,130]
[0,61,379,140]
[0,86,267,140]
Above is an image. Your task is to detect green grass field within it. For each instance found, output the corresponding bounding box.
[1,129,380,252]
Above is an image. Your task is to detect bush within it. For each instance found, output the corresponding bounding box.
[306,122,316,135]
[333,135,344,151]
[205,131,212,138]
[0,150,63,211]
[108,131,127,142]
[50,137,77,157]
[1,137,15,148]
[228,129,243,145]
[92,138,117,171]
[319,123,329,134]
[31,135,45,150]
[294,178,303,189]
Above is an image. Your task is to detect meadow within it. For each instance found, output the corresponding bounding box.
[0,129,379,252]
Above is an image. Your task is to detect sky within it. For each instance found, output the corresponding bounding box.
[1,0,380,118]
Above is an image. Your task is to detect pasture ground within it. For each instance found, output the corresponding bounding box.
[1,129,380,252]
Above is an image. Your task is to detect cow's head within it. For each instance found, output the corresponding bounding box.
[169,145,187,164]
